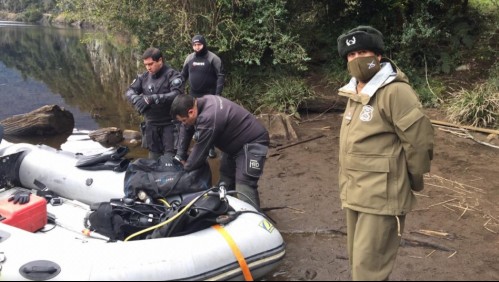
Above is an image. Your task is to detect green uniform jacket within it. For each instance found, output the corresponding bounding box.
[338,59,434,216]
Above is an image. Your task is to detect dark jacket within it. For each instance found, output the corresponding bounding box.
[177,95,269,171]
[125,65,184,125]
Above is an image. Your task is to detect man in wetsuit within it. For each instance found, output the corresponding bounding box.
[181,35,225,158]
[171,94,268,209]
[125,47,184,159]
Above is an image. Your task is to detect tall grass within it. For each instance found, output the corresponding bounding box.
[446,64,499,129]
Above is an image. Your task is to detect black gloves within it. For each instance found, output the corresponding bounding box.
[8,190,31,205]
[134,97,151,114]
[143,95,158,105]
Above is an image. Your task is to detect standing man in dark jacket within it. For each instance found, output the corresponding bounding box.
[181,35,225,158]
[125,47,184,159]
[336,26,434,280]
[171,94,268,209]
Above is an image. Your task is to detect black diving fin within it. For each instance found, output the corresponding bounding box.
[77,158,130,172]
[75,146,129,167]
[0,151,26,188]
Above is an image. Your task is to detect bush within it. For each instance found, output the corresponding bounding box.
[256,77,315,118]
[446,65,499,129]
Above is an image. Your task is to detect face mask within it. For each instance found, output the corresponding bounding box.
[347,55,381,82]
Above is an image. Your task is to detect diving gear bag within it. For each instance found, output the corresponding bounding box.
[86,193,234,241]
[124,153,212,199]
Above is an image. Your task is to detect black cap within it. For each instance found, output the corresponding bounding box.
[192,35,207,46]
[337,26,384,60]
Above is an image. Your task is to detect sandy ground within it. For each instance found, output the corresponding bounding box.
[258,110,499,281]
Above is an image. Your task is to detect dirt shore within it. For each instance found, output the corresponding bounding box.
[259,109,499,281]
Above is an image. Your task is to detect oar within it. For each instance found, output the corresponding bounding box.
[0,151,25,188]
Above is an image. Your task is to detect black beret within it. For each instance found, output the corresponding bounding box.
[337,26,384,60]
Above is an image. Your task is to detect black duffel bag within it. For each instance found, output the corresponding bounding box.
[123,153,212,199]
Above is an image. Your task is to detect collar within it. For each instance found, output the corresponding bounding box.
[338,62,397,104]
[152,65,167,79]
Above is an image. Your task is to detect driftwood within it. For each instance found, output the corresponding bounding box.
[0,105,74,136]
[431,119,499,135]
[276,134,326,151]
[300,93,347,113]
[258,113,299,141]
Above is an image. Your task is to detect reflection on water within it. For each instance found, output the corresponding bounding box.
[0,23,143,148]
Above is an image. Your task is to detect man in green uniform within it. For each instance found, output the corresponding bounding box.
[336,26,434,280]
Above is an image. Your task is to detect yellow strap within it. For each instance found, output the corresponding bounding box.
[212,224,253,281]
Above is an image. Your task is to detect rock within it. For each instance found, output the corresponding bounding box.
[88,127,123,145]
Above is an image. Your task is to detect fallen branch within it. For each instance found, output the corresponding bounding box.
[262,206,306,213]
[401,237,455,252]
[438,127,499,149]
[431,119,499,135]
[280,228,346,236]
[410,229,456,240]
[275,134,326,151]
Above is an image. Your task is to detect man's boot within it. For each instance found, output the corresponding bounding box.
[236,184,260,209]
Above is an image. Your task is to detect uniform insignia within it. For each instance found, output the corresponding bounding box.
[172,78,182,87]
[359,105,374,122]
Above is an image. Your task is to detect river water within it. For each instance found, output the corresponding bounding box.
[0,21,142,134]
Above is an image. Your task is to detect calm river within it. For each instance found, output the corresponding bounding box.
[0,21,144,134]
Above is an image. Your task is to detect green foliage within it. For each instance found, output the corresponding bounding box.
[20,7,43,22]
[413,77,445,108]
[256,77,315,117]
[222,68,264,112]
[6,0,496,117]
[446,64,499,129]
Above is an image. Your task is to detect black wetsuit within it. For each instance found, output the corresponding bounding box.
[125,65,184,155]
[177,95,269,188]
[181,51,224,97]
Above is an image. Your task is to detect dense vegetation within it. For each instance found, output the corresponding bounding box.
[1,0,498,128]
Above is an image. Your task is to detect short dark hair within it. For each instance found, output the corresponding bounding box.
[142,47,163,62]
[171,94,195,118]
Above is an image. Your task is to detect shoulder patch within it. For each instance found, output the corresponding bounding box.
[172,78,182,87]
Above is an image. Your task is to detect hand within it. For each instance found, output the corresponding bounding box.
[409,173,424,192]
[143,95,158,105]
[134,97,150,114]
[8,190,31,205]
[173,154,185,167]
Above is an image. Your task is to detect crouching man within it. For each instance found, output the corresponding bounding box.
[171,94,269,209]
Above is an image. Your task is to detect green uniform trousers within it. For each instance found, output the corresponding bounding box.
[346,208,406,281]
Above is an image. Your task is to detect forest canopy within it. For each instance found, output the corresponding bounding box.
[1,0,498,125]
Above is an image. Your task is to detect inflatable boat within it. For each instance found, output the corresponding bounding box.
[0,130,285,280]
[0,187,286,281]
[0,139,211,205]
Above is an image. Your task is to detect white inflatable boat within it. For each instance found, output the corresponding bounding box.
[0,140,211,205]
[0,187,285,281]
[0,140,128,204]
[0,134,285,280]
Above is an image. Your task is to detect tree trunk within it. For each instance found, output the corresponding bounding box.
[0,105,74,136]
